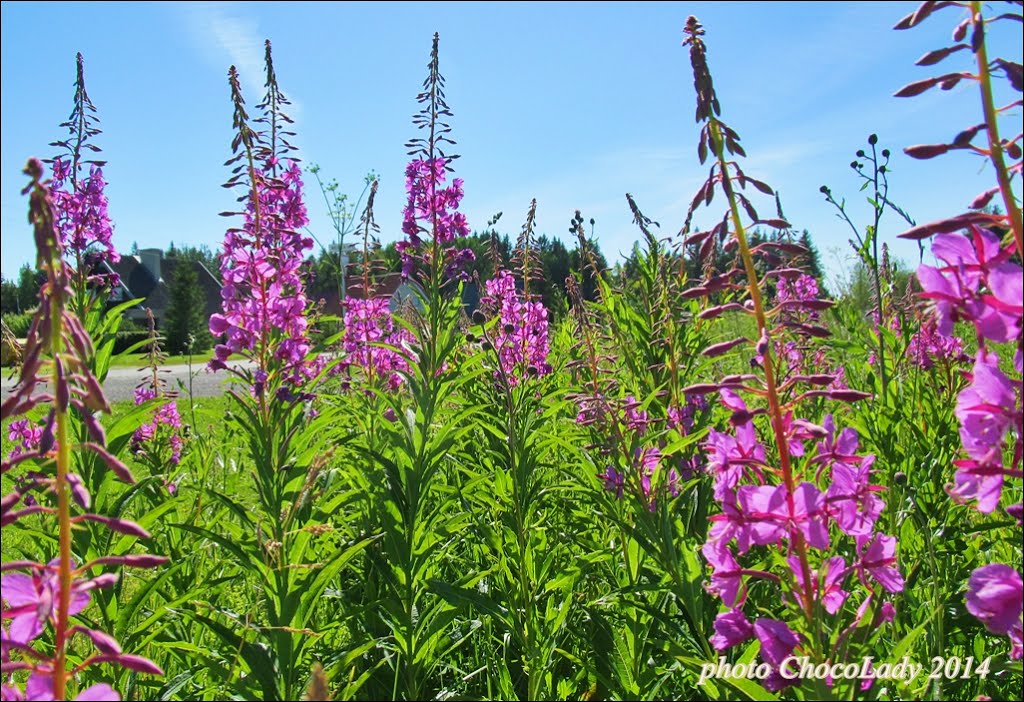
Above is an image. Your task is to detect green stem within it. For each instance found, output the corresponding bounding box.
[51,274,73,702]
[709,119,817,623]
[971,0,1024,256]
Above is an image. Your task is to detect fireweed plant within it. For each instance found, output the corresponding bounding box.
[1,160,167,702]
[678,16,909,698]
[453,199,575,701]
[129,310,184,494]
[343,32,492,701]
[893,0,1023,662]
[43,53,144,392]
[335,179,415,393]
[196,43,368,701]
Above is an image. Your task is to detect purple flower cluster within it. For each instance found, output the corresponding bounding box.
[906,319,968,371]
[917,227,1022,356]
[917,226,1022,659]
[775,273,820,309]
[397,157,474,280]
[336,297,413,391]
[209,159,315,385]
[480,270,551,383]
[6,420,43,460]
[130,385,184,472]
[768,273,834,378]
[918,228,1022,517]
[701,391,901,690]
[49,158,120,289]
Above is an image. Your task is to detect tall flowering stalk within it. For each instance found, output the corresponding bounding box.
[398,33,474,288]
[457,201,569,700]
[917,228,1022,657]
[196,45,366,701]
[129,310,184,492]
[1,159,166,702]
[356,33,487,699]
[336,180,414,391]
[209,43,315,389]
[894,0,1023,661]
[681,17,900,695]
[46,53,120,313]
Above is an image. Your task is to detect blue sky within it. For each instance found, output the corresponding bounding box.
[1,2,1021,287]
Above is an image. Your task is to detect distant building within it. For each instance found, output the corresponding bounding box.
[105,248,221,326]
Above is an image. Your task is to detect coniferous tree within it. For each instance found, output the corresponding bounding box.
[164,263,211,355]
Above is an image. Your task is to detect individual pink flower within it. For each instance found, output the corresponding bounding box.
[710,609,754,651]
[1,561,91,644]
[854,533,904,593]
[754,618,801,692]
[705,421,766,502]
[955,352,1017,464]
[599,466,624,499]
[826,457,885,536]
[788,555,849,614]
[702,540,746,607]
[965,564,1023,660]
[754,618,800,666]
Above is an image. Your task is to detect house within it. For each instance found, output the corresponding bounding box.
[106,249,221,327]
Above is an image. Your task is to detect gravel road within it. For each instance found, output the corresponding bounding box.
[1,361,256,404]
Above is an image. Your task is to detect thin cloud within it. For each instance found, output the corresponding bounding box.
[184,2,264,97]
[181,3,304,145]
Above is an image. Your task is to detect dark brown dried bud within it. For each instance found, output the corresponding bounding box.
[894,1,956,31]
[898,211,1006,239]
[904,143,952,159]
[969,187,1000,210]
[916,44,969,66]
[701,337,749,358]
